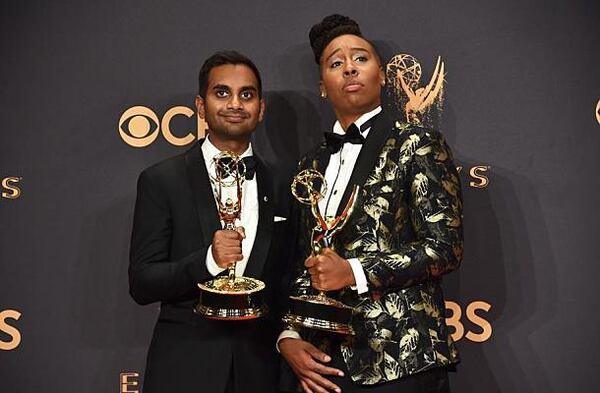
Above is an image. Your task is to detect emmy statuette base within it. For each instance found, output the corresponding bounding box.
[196,276,267,321]
[283,295,355,335]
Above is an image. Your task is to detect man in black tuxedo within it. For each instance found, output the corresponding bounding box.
[129,50,291,393]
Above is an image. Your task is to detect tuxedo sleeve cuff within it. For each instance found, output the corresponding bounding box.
[206,245,226,277]
[348,258,369,294]
[276,329,301,353]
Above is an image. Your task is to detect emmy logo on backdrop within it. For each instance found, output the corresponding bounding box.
[283,169,359,335]
[195,151,266,320]
[386,54,446,126]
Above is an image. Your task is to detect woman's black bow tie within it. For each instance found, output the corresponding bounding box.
[324,116,377,154]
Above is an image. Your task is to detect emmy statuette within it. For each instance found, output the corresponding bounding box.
[283,169,359,335]
[195,151,266,320]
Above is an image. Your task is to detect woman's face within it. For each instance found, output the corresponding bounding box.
[319,34,384,117]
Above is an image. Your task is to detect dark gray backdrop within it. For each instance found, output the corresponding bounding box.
[1,0,599,392]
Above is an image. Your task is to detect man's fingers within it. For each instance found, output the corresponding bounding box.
[214,235,242,248]
[223,244,242,253]
[235,226,246,239]
[219,241,243,251]
[227,254,243,262]
[217,230,243,240]
[215,250,243,267]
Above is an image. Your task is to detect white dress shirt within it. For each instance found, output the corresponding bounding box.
[277,106,382,348]
[202,136,259,277]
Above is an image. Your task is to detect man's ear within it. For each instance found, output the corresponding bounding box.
[195,95,206,119]
[258,98,266,122]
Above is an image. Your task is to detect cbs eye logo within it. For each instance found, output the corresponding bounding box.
[118,106,208,148]
[596,99,600,125]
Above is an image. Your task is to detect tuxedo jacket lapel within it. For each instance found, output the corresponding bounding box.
[244,156,274,279]
[335,112,393,217]
[184,140,221,247]
[314,143,331,175]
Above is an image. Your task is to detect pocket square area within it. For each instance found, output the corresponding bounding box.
[274,216,287,222]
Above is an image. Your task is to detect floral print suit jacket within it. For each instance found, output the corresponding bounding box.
[287,110,463,385]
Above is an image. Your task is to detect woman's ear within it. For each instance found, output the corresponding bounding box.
[319,81,327,99]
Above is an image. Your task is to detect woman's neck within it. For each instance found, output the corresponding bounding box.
[334,103,380,132]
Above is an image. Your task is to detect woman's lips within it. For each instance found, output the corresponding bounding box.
[344,82,363,93]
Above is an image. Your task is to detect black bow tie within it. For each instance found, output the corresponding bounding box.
[324,116,377,154]
[240,156,256,180]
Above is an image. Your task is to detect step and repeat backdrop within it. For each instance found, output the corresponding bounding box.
[1,1,599,392]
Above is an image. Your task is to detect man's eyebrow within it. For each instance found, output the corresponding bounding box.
[211,84,257,92]
[212,84,230,91]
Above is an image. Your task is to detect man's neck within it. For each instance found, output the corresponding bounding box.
[206,134,251,156]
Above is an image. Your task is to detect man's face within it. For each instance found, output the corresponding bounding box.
[196,64,264,141]
[319,34,384,116]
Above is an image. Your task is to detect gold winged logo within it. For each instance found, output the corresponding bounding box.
[386,54,446,125]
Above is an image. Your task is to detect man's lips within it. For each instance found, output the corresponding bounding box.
[343,81,363,93]
[220,113,248,122]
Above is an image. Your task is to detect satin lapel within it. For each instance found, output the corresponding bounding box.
[313,143,331,175]
[184,140,221,247]
[244,156,274,279]
[335,112,393,217]
[305,142,331,199]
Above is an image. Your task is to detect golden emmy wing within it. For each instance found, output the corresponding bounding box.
[386,54,446,124]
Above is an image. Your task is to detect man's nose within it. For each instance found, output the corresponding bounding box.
[227,95,242,109]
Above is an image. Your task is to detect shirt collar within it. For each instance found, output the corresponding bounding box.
[332,106,382,136]
[201,135,253,166]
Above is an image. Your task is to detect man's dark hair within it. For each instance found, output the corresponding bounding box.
[198,50,263,98]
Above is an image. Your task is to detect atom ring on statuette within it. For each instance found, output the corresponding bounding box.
[291,169,327,205]
[210,151,247,187]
